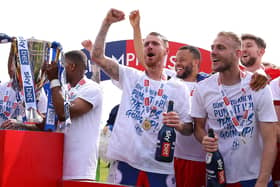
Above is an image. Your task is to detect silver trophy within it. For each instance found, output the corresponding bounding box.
[11,38,51,125]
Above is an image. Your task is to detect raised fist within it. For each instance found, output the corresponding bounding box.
[104,8,125,24]
[129,10,140,28]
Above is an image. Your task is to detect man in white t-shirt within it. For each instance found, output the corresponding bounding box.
[168,45,208,187]
[191,31,277,187]
[268,77,280,186]
[241,34,266,73]
[92,8,193,187]
[46,50,103,180]
[270,77,280,121]
[240,34,269,91]
[242,33,280,186]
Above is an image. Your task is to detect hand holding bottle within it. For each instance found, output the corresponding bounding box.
[155,100,176,162]
[202,129,219,152]
[206,128,226,187]
[163,111,181,129]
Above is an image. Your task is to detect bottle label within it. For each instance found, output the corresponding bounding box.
[206,152,213,164]
[218,170,226,184]
[161,142,171,157]
[164,130,172,142]
[217,158,224,170]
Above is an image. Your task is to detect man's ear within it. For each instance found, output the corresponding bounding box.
[163,47,169,57]
[236,49,242,58]
[259,48,265,57]
[70,63,76,71]
[193,59,200,66]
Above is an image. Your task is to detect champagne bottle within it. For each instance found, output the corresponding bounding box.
[155,100,176,162]
[206,128,226,187]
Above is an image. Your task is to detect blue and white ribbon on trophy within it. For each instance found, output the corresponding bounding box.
[47,42,71,132]
[44,41,63,131]
[81,48,93,79]
[44,82,56,131]
[16,36,41,125]
[59,51,72,132]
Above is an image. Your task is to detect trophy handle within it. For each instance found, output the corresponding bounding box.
[0,33,12,43]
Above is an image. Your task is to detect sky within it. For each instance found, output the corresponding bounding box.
[1,0,280,124]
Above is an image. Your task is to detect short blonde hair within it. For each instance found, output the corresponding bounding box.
[217,31,241,50]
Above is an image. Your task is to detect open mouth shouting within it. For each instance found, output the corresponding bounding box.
[147,52,155,57]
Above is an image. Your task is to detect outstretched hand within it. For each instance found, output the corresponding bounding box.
[104,8,125,25]
[129,10,140,28]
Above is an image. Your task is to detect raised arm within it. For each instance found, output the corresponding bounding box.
[129,10,146,69]
[92,9,125,81]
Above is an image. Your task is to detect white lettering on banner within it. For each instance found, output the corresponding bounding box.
[18,37,26,49]
[168,56,176,69]
[111,52,176,69]
[17,36,37,111]
[19,50,29,65]
[24,86,35,103]
[127,53,141,66]
[112,54,125,65]
[126,53,135,66]
[23,72,32,85]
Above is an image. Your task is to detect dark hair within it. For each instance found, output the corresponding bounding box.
[148,32,169,48]
[178,45,201,60]
[65,50,87,69]
[241,34,266,49]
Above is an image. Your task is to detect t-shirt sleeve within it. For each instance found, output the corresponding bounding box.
[255,86,277,122]
[190,84,207,118]
[77,83,103,109]
[270,78,280,101]
[175,83,192,123]
[118,65,142,89]
[111,79,122,90]
[37,89,47,114]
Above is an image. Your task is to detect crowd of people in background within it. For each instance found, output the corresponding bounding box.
[0,8,280,187]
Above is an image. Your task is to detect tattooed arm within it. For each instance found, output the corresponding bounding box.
[92,8,125,81]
